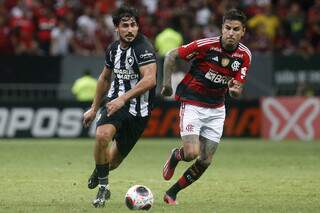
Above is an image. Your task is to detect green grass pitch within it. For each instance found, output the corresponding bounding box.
[0,138,319,213]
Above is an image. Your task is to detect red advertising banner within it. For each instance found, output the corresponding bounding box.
[261,97,320,141]
[143,100,260,138]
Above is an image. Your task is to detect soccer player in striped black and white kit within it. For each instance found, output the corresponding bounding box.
[161,9,252,205]
[82,6,157,208]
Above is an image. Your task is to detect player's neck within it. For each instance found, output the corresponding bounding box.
[119,41,130,49]
[221,42,238,52]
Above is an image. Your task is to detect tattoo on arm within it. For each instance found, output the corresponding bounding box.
[163,49,179,86]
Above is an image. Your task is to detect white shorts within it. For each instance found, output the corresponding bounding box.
[180,103,226,143]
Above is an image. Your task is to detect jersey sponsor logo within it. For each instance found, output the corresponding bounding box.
[231,60,241,71]
[209,47,222,52]
[139,50,154,59]
[186,51,199,60]
[240,67,247,79]
[205,69,230,84]
[221,58,230,67]
[114,68,139,80]
[212,56,219,62]
[232,53,243,58]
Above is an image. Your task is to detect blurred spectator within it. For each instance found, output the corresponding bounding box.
[155,16,183,57]
[0,16,12,54]
[50,18,73,56]
[1,0,320,56]
[248,23,273,52]
[307,0,320,52]
[247,3,280,42]
[195,0,211,26]
[37,7,57,55]
[9,7,39,55]
[284,2,305,45]
[72,69,97,102]
[203,16,220,38]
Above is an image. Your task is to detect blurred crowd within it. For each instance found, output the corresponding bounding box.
[0,0,319,56]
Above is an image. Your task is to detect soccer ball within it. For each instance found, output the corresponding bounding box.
[125,185,154,210]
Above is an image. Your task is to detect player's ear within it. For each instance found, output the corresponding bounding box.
[241,26,246,38]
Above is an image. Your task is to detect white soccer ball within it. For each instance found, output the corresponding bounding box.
[125,185,154,210]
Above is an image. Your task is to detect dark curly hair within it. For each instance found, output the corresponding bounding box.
[112,5,140,27]
[223,9,247,26]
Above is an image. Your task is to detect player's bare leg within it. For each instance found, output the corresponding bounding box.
[164,135,199,205]
[163,135,199,180]
[88,141,124,189]
[92,124,116,208]
[164,136,218,205]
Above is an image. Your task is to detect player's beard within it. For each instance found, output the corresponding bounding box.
[119,34,136,46]
[223,40,237,51]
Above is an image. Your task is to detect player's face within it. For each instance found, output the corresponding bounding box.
[116,17,139,46]
[221,20,245,50]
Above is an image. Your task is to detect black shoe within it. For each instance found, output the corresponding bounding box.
[92,185,111,208]
[88,168,99,189]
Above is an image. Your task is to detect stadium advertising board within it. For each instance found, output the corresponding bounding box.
[273,55,320,94]
[0,100,260,138]
[261,97,320,141]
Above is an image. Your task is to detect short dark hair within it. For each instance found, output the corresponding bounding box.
[112,5,139,27]
[222,9,247,26]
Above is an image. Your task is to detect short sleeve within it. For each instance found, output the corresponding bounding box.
[104,44,114,69]
[234,52,251,83]
[133,42,156,66]
[177,41,199,61]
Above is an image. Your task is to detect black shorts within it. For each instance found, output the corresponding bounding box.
[96,106,149,157]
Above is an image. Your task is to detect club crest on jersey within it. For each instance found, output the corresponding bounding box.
[127,56,134,66]
[231,60,241,71]
[221,58,230,67]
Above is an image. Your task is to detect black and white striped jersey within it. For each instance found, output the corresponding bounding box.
[104,34,157,117]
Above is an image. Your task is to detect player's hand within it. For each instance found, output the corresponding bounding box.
[106,97,125,117]
[228,78,240,89]
[161,85,173,97]
[228,78,242,98]
[83,108,97,128]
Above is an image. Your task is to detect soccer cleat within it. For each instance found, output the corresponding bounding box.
[88,168,99,189]
[163,193,178,205]
[163,148,180,180]
[92,185,111,208]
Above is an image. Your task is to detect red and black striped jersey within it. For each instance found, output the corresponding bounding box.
[175,36,251,108]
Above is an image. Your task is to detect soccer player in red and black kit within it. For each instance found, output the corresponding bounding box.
[161,9,251,205]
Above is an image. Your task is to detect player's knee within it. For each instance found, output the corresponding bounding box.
[183,150,198,162]
[96,130,113,146]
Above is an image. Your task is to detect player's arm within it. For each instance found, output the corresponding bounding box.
[229,50,251,99]
[106,62,157,116]
[83,67,111,127]
[91,67,112,112]
[121,62,157,102]
[161,48,180,96]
